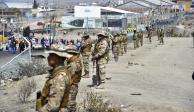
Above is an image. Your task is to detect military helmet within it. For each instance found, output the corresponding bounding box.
[82,32,89,38]
[97,31,108,37]
[45,44,73,58]
[65,45,79,54]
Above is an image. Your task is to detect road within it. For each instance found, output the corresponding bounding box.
[0,37,194,112]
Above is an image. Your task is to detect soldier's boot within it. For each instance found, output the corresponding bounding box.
[82,71,90,78]
[95,80,105,89]
[114,55,119,62]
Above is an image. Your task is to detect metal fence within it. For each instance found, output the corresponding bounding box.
[0,34,31,80]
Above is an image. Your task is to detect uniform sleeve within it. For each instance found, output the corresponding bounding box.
[69,60,82,75]
[39,73,68,112]
[95,40,108,58]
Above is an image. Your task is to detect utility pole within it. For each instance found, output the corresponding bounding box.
[2,8,4,43]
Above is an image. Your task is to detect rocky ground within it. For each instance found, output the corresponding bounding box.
[0,36,194,112]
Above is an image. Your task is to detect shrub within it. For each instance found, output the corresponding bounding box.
[18,59,47,78]
[18,79,37,103]
[78,92,122,112]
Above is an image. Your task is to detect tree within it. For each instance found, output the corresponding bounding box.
[33,0,39,9]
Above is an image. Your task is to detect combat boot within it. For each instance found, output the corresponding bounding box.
[82,71,90,78]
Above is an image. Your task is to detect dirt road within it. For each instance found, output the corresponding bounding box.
[0,37,194,112]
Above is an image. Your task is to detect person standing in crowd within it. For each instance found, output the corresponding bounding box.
[10,37,17,54]
[122,32,129,53]
[133,30,138,49]
[139,30,144,47]
[159,28,165,45]
[65,45,82,112]
[92,31,109,89]
[19,40,25,53]
[147,26,152,43]
[41,37,45,49]
[80,33,92,78]
[112,33,120,62]
[36,45,71,112]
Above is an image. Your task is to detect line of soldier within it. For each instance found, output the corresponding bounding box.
[133,26,165,50]
[36,30,129,112]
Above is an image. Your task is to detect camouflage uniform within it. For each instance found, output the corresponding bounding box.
[92,32,109,88]
[159,29,164,44]
[118,34,124,56]
[65,47,82,112]
[37,66,71,112]
[139,31,144,46]
[105,37,111,64]
[147,29,152,43]
[157,28,160,41]
[122,34,128,53]
[80,35,92,77]
[112,34,120,62]
[133,31,138,49]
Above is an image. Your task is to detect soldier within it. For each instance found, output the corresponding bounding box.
[92,31,109,89]
[147,26,152,43]
[120,33,125,55]
[157,28,160,41]
[105,34,111,64]
[36,44,72,112]
[136,31,141,48]
[191,31,194,47]
[111,33,120,62]
[80,33,92,78]
[122,32,128,54]
[139,30,144,47]
[159,28,164,45]
[65,45,82,112]
[133,30,138,49]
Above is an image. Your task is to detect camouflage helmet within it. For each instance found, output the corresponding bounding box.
[45,44,73,58]
[65,45,79,54]
[82,32,89,38]
[97,31,108,37]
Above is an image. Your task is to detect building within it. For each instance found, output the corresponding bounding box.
[62,6,138,31]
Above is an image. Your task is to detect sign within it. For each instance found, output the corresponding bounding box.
[74,6,101,18]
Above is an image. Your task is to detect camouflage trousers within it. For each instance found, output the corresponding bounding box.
[140,38,143,46]
[134,40,139,49]
[82,53,90,74]
[67,84,79,112]
[119,44,124,56]
[112,45,119,62]
[123,44,127,53]
[96,58,106,83]
[148,36,152,43]
[159,37,164,44]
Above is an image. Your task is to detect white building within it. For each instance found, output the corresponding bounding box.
[61,6,138,31]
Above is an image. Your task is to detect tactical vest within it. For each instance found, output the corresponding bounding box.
[41,66,71,109]
[94,39,108,59]
[67,55,82,85]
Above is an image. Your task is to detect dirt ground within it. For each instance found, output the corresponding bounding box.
[0,37,194,112]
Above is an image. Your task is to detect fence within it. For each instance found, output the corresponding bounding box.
[0,34,31,80]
